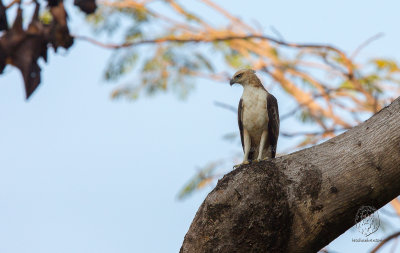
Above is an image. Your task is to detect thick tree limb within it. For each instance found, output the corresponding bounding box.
[180,96,400,253]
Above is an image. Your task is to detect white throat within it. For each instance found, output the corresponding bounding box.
[242,85,267,99]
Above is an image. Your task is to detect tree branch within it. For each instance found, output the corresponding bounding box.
[350,33,384,59]
[370,231,400,253]
[180,96,400,253]
[213,101,237,113]
[74,33,350,56]
[390,198,400,216]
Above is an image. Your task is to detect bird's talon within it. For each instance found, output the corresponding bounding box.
[233,160,250,169]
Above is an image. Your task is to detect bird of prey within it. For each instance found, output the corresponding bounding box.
[230,69,279,164]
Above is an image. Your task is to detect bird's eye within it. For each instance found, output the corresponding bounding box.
[236,73,243,79]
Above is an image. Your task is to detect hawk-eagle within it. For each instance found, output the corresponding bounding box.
[230,69,280,164]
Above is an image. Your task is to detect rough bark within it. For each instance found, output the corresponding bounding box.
[180,97,400,253]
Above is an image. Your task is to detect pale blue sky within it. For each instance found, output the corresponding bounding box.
[1,1,400,252]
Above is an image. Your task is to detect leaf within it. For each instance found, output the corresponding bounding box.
[177,162,219,200]
[270,47,279,57]
[195,53,214,72]
[225,50,244,68]
[296,135,319,148]
[299,110,313,123]
[85,8,121,36]
[359,74,383,93]
[372,58,400,73]
[222,132,238,142]
[104,50,139,81]
[197,178,213,189]
[40,10,53,25]
[125,26,142,42]
[340,80,354,90]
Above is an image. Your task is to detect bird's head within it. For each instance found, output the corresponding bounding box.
[229,69,257,86]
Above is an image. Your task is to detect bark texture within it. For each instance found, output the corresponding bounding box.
[180,97,400,253]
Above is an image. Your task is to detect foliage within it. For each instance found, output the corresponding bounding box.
[177,161,221,200]
[82,1,400,149]
[7,0,397,199]
[80,2,400,213]
[2,2,400,237]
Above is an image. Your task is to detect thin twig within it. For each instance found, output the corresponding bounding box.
[199,0,256,32]
[214,101,237,113]
[6,0,19,9]
[280,128,347,138]
[351,33,384,59]
[270,26,284,42]
[390,198,400,216]
[370,231,400,253]
[390,236,399,253]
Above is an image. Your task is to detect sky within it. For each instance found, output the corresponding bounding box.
[1,0,400,252]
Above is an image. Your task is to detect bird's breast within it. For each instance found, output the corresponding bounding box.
[241,86,269,134]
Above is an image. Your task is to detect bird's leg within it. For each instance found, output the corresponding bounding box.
[242,128,251,164]
[233,129,251,169]
[257,130,268,161]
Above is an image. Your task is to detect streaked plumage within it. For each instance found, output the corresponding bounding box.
[230,69,279,163]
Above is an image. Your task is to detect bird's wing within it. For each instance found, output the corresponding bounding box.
[238,98,244,152]
[267,93,280,158]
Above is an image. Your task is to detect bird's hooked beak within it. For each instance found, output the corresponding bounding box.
[229,78,236,86]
